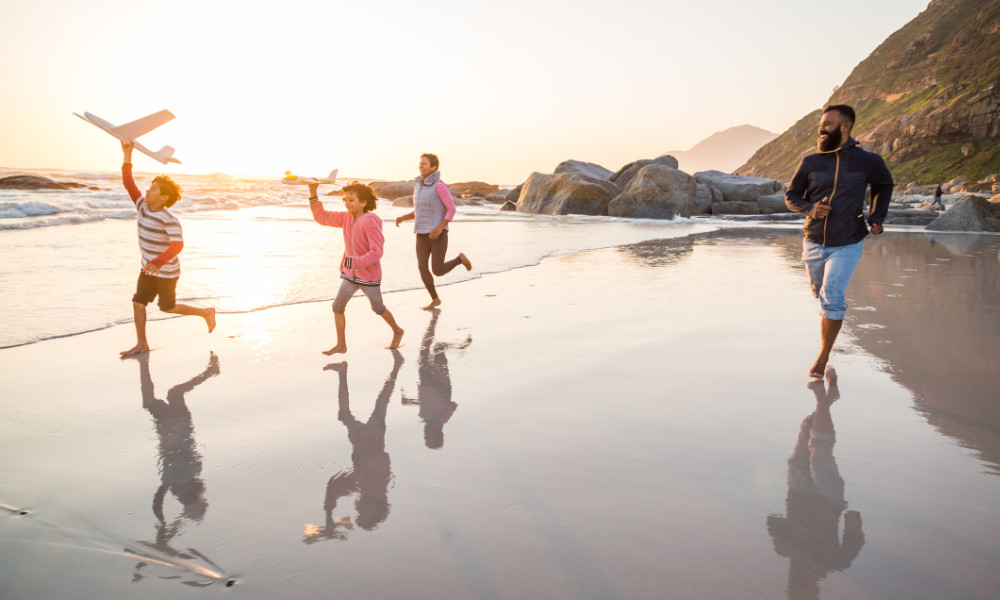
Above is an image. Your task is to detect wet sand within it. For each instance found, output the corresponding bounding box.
[1,228,999,599]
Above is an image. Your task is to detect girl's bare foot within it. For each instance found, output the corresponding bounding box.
[422,298,442,310]
[120,344,149,357]
[323,344,347,355]
[205,307,217,333]
[387,328,404,349]
[459,253,472,271]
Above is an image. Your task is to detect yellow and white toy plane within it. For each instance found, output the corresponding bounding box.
[74,109,181,165]
[282,169,340,187]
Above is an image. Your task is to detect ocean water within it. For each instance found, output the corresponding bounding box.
[0,167,716,348]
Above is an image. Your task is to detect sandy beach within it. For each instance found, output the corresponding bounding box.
[2,227,999,599]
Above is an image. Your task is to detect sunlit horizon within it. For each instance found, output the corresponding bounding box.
[1,0,931,184]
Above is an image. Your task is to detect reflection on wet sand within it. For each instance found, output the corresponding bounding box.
[126,352,225,585]
[768,369,864,600]
[304,352,404,544]
[402,310,471,450]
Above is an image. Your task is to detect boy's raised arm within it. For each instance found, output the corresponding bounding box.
[121,142,141,204]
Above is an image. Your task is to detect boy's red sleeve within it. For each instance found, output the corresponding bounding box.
[150,241,183,267]
[122,163,141,204]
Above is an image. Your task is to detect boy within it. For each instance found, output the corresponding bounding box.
[308,180,404,353]
[120,141,216,356]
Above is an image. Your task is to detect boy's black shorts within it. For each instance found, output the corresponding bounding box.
[132,271,178,311]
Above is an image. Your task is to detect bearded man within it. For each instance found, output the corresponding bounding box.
[785,105,894,379]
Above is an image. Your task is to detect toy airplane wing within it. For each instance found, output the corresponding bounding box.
[74,110,182,165]
[281,169,340,186]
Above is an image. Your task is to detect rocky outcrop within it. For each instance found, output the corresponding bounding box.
[450,181,499,197]
[694,170,783,203]
[392,195,414,208]
[0,175,70,190]
[506,184,523,204]
[756,193,791,214]
[711,201,760,215]
[926,196,1000,232]
[517,171,619,216]
[485,190,510,203]
[554,160,615,180]
[500,200,517,212]
[608,166,695,219]
[610,155,679,190]
[884,207,942,225]
[737,0,1000,185]
[369,181,415,200]
[691,183,722,215]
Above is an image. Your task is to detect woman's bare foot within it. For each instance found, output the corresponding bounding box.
[387,328,404,349]
[322,344,347,355]
[422,298,442,310]
[120,343,149,357]
[459,253,472,271]
[205,307,217,333]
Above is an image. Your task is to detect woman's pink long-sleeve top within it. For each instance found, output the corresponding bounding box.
[311,200,384,285]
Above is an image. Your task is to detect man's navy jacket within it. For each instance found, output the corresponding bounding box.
[785,138,894,247]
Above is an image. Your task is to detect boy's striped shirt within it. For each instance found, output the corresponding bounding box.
[136,197,183,278]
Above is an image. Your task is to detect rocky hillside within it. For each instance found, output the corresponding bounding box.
[736,0,1000,186]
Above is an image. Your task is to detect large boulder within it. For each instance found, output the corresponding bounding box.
[926,196,1000,232]
[517,171,619,216]
[392,195,413,208]
[553,160,615,180]
[450,181,499,197]
[757,193,791,214]
[485,190,510,203]
[610,155,680,190]
[499,200,518,212]
[506,184,523,204]
[691,183,721,215]
[694,170,782,203]
[884,207,941,225]
[711,201,761,215]
[370,180,415,200]
[608,165,696,219]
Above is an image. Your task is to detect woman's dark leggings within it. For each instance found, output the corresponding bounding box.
[416,231,462,300]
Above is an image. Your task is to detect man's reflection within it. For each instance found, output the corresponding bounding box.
[126,352,223,584]
[402,310,471,449]
[767,368,864,600]
[304,352,403,544]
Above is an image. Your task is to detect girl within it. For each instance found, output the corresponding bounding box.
[309,181,404,354]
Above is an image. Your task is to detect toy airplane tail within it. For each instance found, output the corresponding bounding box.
[149,145,181,165]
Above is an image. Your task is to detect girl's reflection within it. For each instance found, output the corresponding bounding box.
[402,310,472,449]
[126,352,223,584]
[767,368,864,600]
[304,352,404,544]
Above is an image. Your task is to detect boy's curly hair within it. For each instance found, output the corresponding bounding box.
[342,181,378,212]
[153,175,182,207]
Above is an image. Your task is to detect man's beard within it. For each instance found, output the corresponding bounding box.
[818,128,842,152]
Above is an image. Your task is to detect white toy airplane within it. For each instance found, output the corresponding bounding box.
[281,169,339,186]
[74,109,181,165]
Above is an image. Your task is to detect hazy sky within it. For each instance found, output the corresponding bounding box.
[0,0,930,183]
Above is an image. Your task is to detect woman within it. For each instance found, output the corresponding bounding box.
[395,153,471,309]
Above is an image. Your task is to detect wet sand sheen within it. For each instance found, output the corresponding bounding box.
[1,228,998,599]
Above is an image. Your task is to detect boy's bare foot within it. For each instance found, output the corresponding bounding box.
[808,356,828,380]
[387,328,404,349]
[422,298,442,310]
[459,253,472,271]
[120,344,149,357]
[323,344,347,355]
[206,307,217,333]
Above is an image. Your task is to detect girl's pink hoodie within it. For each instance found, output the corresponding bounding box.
[310,201,384,285]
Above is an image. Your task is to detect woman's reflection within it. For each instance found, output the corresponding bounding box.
[767,368,864,600]
[304,352,404,544]
[402,310,472,449]
[126,352,223,584]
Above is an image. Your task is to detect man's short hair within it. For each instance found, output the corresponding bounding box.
[342,181,378,212]
[823,104,856,128]
[153,175,182,207]
[421,153,440,170]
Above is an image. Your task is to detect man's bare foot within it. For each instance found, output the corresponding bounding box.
[120,344,149,357]
[322,344,347,355]
[808,356,828,380]
[459,253,472,271]
[205,307,216,333]
[387,328,404,349]
[422,298,442,310]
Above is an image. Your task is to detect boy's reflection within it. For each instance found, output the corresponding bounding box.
[304,351,403,544]
[402,310,471,449]
[126,352,222,584]
[767,368,864,600]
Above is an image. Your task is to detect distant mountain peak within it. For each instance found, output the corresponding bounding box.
[667,125,777,174]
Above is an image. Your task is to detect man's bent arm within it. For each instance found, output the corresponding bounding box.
[785,158,814,214]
